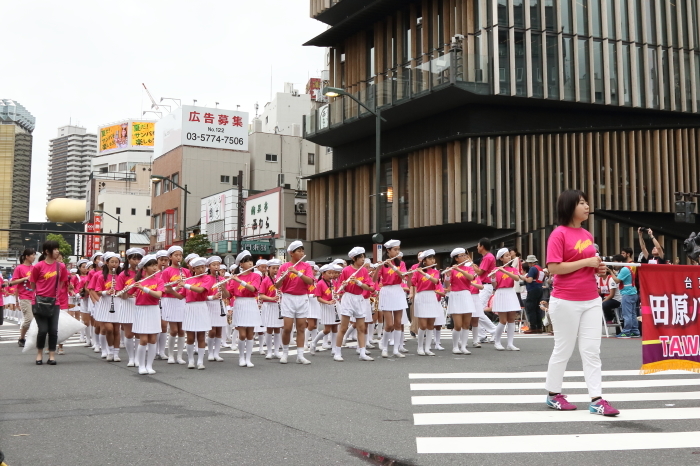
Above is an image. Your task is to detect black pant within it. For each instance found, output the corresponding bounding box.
[35,307,60,351]
[524,287,544,330]
[602,299,620,322]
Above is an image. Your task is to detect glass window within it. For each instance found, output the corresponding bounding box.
[644,0,656,44]
[367,34,375,78]
[498,29,511,95]
[531,0,541,30]
[578,38,591,102]
[634,0,643,42]
[403,12,412,62]
[577,0,589,36]
[154,182,161,196]
[437,0,444,49]
[662,48,672,109]
[620,0,629,41]
[546,35,559,99]
[622,44,632,106]
[398,156,409,229]
[606,0,616,39]
[498,0,508,27]
[670,0,679,47]
[673,49,682,109]
[609,42,619,105]
[131,208,136,215]
[532,33,544,98]
[515,32,527,96]
[695,52,700,110]
[680,0,689,47]
[153,214,159,230]
[660,0,668,46]
[118,162,127,172]
[266,153,278,162]
[593,40,604,103]
[692,1,699,48]
[308,153,315,165]
[115,207,121,215]
[171,173,179,187]
[563,37,575,100]
[561,0,573,34]
[684,52,692,110]
[591,0,602,37]
[636,45,646,106]
[648,47,659,108]
[220,175,230,183]
[544,0,555,31]
[473,0,483,30]
[514,0,525,28]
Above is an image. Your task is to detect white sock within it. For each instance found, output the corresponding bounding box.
[238,339,245,356]
[177,336,186,360]
[207,337,214,355]
[125,337,135,362]
[246,339,254,364]
[381,331,389,349]
[461,328,470,348]
[424,332,432,352]
[283,344,289,356]
[376,323,383,338]
[417,329,425,351]
[494,322,505,345]
[120,329,125,346]
[265,334,272,355]
[470,327,478,345]
[232,329,239,345]
[434,329,441,347]
[167,335,176,359]
[146,343,157,370]
[400,329,405,348]
[136,344,147,368]
[366,324,374,341]
[198,346,205,365]
[186,344,195,362]
[360,347,366,357]
[274,334,282,353]
[158,333,168,355]
[343,326,353,344]
[214,338,222,357]
[330,332,338,355]
[85,326,92,344]
[393,330,402,352]
[452,329,460,349]
[506,322,515,347]
[100,334,108,352]
[309,329,318,348]
[312,330,325,348]
[323,333,330,345]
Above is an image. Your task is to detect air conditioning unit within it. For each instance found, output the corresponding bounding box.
[295,203,307,213]
[278,173,285,187]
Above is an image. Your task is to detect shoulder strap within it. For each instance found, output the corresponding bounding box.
[54,261,60,296]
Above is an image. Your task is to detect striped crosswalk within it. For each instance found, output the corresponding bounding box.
[409,369,700,455]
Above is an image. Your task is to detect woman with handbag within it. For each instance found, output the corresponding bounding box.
[29,240,69,365]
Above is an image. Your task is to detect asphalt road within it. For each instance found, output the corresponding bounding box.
[1,323,699,466]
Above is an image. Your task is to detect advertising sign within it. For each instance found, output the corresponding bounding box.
[206,194,226,223]
[98,119,156,155]
[85,223,95,257]
[306,77,322,100]
[93,215,102,252]
[244,189,280,237]
[130,121,155,147]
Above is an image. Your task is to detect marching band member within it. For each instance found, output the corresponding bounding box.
[309,264,341,355]
[306,262,322,353]
[254,260,269,355]
[468,264,485,348]
[75,260,90,344]
[130,255,165,375]
[181,257,213,369]
[155,249,170,358]
[373,240,408,359]
[432,277,446,351]
[259,259,283,359]
[274,241,314,365]
[10,248,36,348]
[336,247,374,362]
[446,248,477,354]
[471,239,499,343]
[86,253,103,353]
[117,248,144,367]
[361,259,377,352]
[228,251,262,368]
[161,246,189,365]
[492,248,521,351]
[55,253,72,356]
[412,250,441,356]
[91,252,121,361]
[206,256,229,362]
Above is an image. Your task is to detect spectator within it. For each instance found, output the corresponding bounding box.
[599,255,622,324]
[609,255,640,338]
[522,255,545,334]
[620,247,635,264]
[638,228,667,264]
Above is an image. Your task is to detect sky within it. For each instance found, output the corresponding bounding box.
[4,0,327,221]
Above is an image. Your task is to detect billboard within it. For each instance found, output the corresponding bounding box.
[244,189,280,237]
[154,105,249,159]
[98,119,156,155]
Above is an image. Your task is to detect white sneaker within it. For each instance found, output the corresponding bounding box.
[138,366,148,375]
[461,347,472,355]
[366,342,375,349]
[494,343,506,351]
[359,354,374,361]
[239,357,246,367]
[158,353,167,360]
[214,356,224,362]
[321,344,332,350]
[296,356,311,365]
[309,344,316,355]
[333,354,344,362]
[393,352,406,358]
[399,347,409,353]
[176,358,186,365]
[57,348,65,355]
[113,355,121,362]
[246,362,254,368]
[188,360,195,369]
[316,346,327,352]
[197,364,206,370]
[273,352,282,359]
[381,349,389,358]
[417,348,426,356]
[93,346,101,353]
[506,344,520,351]
[435,344,445,351]
[147,368,156,375]
[221,342,231,348]
[425,349,435,356]
[452,347,462,354]
[167,357,176,364]
[127,361,135,367]
[208,355,215,361]
[280,354,288,364]
[265,352,274,360]
[472,342,482,348]
[106,354,114,361]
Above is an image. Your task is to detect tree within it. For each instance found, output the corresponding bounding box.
[46,233,72,264]
[183,234,211,260]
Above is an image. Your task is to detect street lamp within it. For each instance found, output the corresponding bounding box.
[93,210,122,233]
[151,175,191,248]
[322,86,387,242]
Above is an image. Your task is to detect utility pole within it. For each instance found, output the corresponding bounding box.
[236,170,244,254]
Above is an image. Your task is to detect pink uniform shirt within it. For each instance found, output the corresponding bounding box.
[275,262,313,295]
[161,266,191,298]
[338,265,372,296]
[227,272,261,298]
[30,261,68,298]
[411,268,440,292]
[449,266,474,292]
[478,253,496,278]
[259,276,277,298]
[132,276,165,306]
[546,226,599,301]
[185,275,215,303]
[494,266,518,289]
[315,279,334,302]
[13,264,35,302]
[376,261,407,286]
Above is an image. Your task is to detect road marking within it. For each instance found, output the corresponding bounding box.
[410,379,700,391]
[408,370,697,379]
[412,391,700,405]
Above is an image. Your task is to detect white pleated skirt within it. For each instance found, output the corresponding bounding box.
[320,303,339,326]
[308,294,322,319]
[471,293,485,318]
[414,291,442,318]
[162,297,185,322]
[183,301,212,332]
[4,296,16,305]
[119,298,136,324]
[261,301,283,328]
[105,297,121,323]
[87,298,96,315]
[379,284,408,311]
[92,298,109,322]
[492,287,521,314]
[363,298,373,322]
[435,300,446,326]
[447,290,477,315]
[207,300,228,327]
[133,305,162,334]
[80,297,90,314]
[233,297,262,328]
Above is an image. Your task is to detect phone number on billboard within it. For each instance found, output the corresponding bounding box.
[186,132,244,145]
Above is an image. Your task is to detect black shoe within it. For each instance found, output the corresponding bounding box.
[35,360,43,365]
[47,359,56,365]
[18,338,26,347]
[410,332,416,337]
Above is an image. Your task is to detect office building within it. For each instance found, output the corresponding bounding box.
[47,125,97,202]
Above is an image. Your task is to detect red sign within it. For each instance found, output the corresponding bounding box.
[85,223,95,257]
[638,265,700,374]
[93,215,102,252]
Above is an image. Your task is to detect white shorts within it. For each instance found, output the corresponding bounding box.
[340,293,366,319]
[280,293,309,319]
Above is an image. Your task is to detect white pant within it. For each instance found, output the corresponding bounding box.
[478,284,497,336]
[545,296,603,398]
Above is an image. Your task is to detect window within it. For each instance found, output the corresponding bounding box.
[153,214,159,229]
[221,175,230,183]
[115,207,121,215]
[171,173,179,187]
[232,176,238,186]
[146,209,151,216]
[162,177,169,193]
[308,153,315,165]
[266,154,278,162]
[154,182,161,196]
[118,162,127,172]
[131,208,136,215]
[108,164,117,172]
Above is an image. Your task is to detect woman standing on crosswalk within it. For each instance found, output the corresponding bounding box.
[445,248,477,354]
[412,249,442,356]
[544,189,619,416]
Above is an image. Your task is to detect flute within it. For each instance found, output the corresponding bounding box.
[336,265,365,294]
[441,258,473,276]
[116,271,159,296]
[402,263,438,277]
[165,272,208,287]
[603,262,642,267]
[488,258,516,277]
[373,252,403,268]
[276,255,307,282]
[109,268,116,313]
[212,264,260,289]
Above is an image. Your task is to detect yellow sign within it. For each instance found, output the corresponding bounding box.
[131,121,155,147]
[99,123,128,153]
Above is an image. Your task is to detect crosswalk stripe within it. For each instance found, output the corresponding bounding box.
[415,431,700,454]
[413,406,700,425]
[408,370,697,379]
[410,379,700,391]
[412,391,700,405]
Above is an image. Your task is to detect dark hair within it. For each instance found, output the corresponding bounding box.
[78,263,89,276]
[42,240,59,256]
[123,253,142,277]
[478,238,491,251]
[612,254,625,263]
[352,253,365,264]
[420,254,435,267]
[383,247,402,268]
[557,189,588,226]
[20,248,35,264]
[238,255,253,267]
[509,248,521,257]
[135,259,158,281]
[102,257,123,280]
[621,247,633,256]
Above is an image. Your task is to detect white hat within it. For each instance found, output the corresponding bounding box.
[526,255,538,263]
[450,247,466,258]
[332,258,345,265]
[76,259,89,267]
[102,252,117,262]
[184,253,199,264]
[126,248,145,257]
[267,259,282,267]
[330,264,343,272]
[224,272,231,277]
[90,252,103,261]
[496,248,509,260]
[206,256,222,266]
[287,240,304,253]
[86,261,94,268]
[313,265,319,272]
[306,261,316,267]
[384,239,401,248]
[348,247,365,259]
[190,257,207,268]
[256,259,268,266]
[156,250,169,259]
[229,264,238,272]
[236,250,251,265]
[138,254,156,269]
[70,268,77,273]
[167,246,183,256]
[418,249,436,261]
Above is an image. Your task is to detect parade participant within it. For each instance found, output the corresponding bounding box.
[68,268,80,321]
[161,246,189,365]
[373,239,408,358]
[412,250,441,356]
[55,253,72,356]
[544,189,619,416]
[274,241,314,365]
[10,248,36,347]
[181,257,213,370]
[259,259,283,359]
[471,239,499,343]
[255,259,268,277]
[74,260,90,344]
[227,251,262,368]
[492,248,522,351]
[29,241,69,365]
[432,278,446,351]
[206,256,229,362]
[87,253,104,353]
[445,248,477,354]
[306,262,322,353]
[130,255,165,375]
[91,252,122,361]
[155,249,170,358]
[309,264,342,355]
[361,259,377,352]
[117,248,144,367]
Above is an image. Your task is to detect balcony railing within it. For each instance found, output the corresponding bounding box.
[305,48,489,136]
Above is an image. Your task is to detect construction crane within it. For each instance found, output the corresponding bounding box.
[142,83,159,110]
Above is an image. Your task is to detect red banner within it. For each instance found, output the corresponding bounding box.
[85,223,95,258]
[638,264,700,374]
[93,215,102,252]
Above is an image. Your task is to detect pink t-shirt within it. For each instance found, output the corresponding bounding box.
[133,276,165,306]
[338,265,372,296]
[449,266,474,292]
[0,275,4,306]
[185,274,215,303]
[13,264,35,302]
[546,225,599,301]
[210,274,227,297]
[275,262,313,295]
[87,270,102,291]
[411,268,440,293]
[227,272,261,298]
[30,261,68,298]
[117,269,137,292]
[161,266,191,299]
[307,279,317,295]
[478,253,496,278]
[494,266,518,289]
[469,270,482,295]
[315,279,334,302]
[77,275,90,296]
[58,280,69,309]
[376,261,407,286]
[436,282,445,300]
[259,276,277,298]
